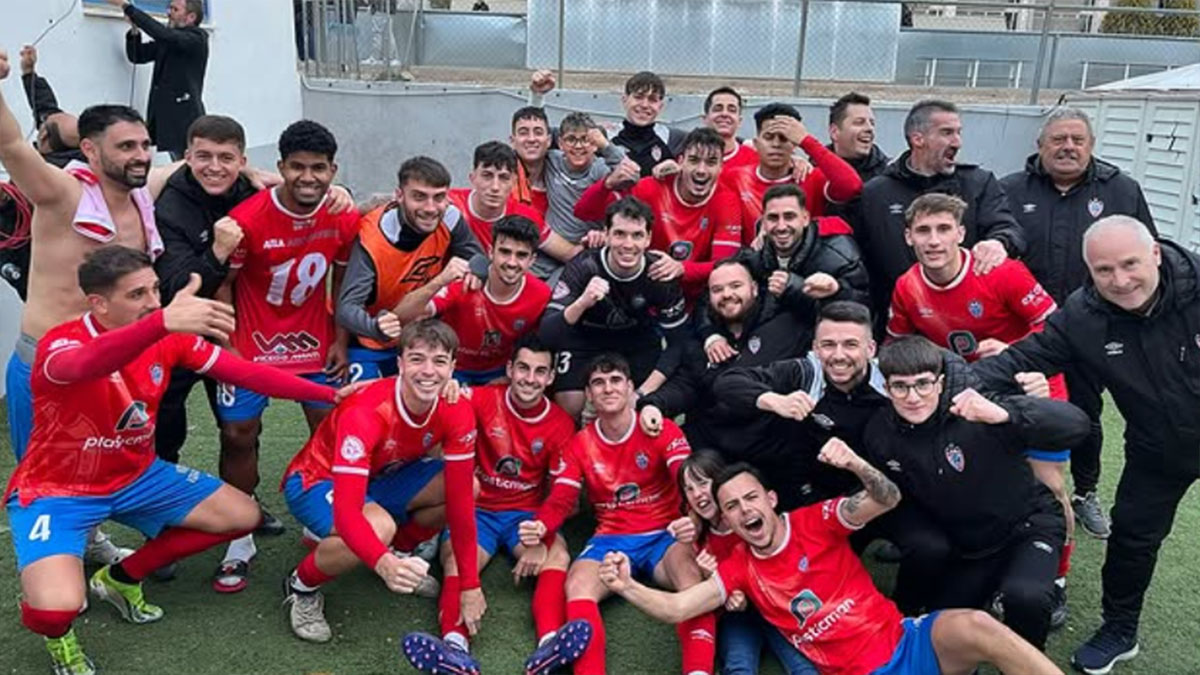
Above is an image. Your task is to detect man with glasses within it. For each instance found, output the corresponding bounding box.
[861,336,1089,652]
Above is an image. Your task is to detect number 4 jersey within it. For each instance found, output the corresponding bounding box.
[228,188,359,374]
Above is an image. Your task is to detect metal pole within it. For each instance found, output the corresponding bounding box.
[301,0,311,77]
[556,0,566,87]
[1044,32,1060,88]
[792,0,810,97]
[401,0,422,72]
[1028,0,1056,105]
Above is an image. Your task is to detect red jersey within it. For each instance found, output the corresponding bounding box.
[887,251,1066,398]
[228,189,358,374]
[283,377,476,489]
[721,142,759,173]
[447,188,548,252]
[701,526,741,561]
[631,174,743,268]
[715,502,906,675]
[469,385,576,511]
[720,165,795,246]
[430,274,550,373]
[8,314,220,504]
[545,418,691,536]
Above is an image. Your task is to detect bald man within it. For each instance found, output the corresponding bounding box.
[972,215,1200,674]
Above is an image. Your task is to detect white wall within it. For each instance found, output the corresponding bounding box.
[0,0,303,397]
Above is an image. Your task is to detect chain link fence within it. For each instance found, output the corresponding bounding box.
[295,0,1200,102]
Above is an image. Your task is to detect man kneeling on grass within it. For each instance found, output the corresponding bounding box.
[598,449,1066,675]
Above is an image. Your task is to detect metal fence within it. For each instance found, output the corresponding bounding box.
[295,0,1200,102]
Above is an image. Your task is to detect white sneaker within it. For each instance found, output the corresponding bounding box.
[284,587,332,643]
[84,529,133,566]
[411,536,440,564]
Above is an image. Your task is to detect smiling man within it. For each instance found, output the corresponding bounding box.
[447,141,547,252]
[610,71,687,177]
[702,86,758,173]
[598,454,1066,675]
[857,99,1025,336]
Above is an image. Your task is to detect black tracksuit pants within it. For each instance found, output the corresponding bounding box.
[155,367,220,464]
[1065,364,1105,495]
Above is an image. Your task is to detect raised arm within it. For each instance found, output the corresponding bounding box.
[121,1,207,51]
[599,552,725,623]
[0,50,76,207]
[817,437,901,527]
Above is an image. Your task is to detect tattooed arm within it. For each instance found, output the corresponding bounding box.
[815,437,902,528]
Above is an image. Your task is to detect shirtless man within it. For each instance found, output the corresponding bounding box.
[0,48,177,562]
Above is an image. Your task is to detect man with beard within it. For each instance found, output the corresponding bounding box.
[1000,107,1155,542]
[401,336,591,675]
[709,301,887,508]
[391,215,549,385]
[538,197,689,419]
[636,259,814,485]
[108,0,208,159]
[518,354,714,675]
[856,99,1024,334]
[598,461,1067,675]
[212,120,360,593]
[703,184,868,365]
[720,103,862,246]
[336,156,483,383]
[823,92,888,231]
[702,87,758,174]
[447,141,547,252]
[573,127,743,296]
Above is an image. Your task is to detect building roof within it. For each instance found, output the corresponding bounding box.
[1090,63,1200,91]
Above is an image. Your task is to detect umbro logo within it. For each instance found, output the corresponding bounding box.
[889,203,905,215]
[1104,341,1124,356]
[1022,203,1037,214]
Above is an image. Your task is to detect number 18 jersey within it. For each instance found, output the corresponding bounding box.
[228,188,359,374]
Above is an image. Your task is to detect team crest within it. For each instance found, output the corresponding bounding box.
[651,146,663,162]
[967,300,984,318]
[698,216,710,231]
[552,281,571,300]
[531,438,545,455]
[798,556,809,572]
[789,590,823,628]
[748,336,762,354]
[944,443,965,472]
[669,241,694,260]
[422,432,434,448]
[340,435,366,462]
[1087,198,1105,218]
[635,451,650,470]
[150,364,163,386]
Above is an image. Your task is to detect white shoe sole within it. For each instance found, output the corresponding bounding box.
[1076,643,1139,675]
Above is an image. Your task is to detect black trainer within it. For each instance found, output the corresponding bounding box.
[256,501,286,536]
[1049,583,1068,631]
[1071,623,1139,674]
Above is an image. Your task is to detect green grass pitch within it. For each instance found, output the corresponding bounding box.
[2,393,1198,674]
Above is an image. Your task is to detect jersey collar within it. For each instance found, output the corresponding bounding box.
[671,172,716,209]
[918,248,972,292]
[599,246,646,281]
[593,411,636,445]
[483,274,527,306]
[394,377,439,428]
[755,167,794,185]
[83,312,102,337]
[752,512,793,560]
[505,387,551,423]
[269,186,327,221]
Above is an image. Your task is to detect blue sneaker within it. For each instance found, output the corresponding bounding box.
[402,632,481,675]
[523,619,593,675]
[1071,623,1139,674]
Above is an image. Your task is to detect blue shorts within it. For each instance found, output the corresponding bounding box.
[282,457,444,537]
[348,345,398,382]
[871,612,942,675]
[1025,449,1070,463]
[6,459,223,571]
[6,348,33,461]
[578,530,675,578]
[453,366,507,387]
[215,372,335,423]
[473,508,535,557]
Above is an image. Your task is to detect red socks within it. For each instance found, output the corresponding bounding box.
[439,574,467,643]
[532,569,567,640]
[296,550,336,589]
[20,602,76,638]
[566,599,606,674]
[120,526,252,581]
[677,612,717,675]
[391,522,439,553]
[1058,540,1074,580]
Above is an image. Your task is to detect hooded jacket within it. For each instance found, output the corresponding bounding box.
[857,151,1025,325]
[973,240,1200,476]
[739,216,871,312]
[1001,155,1155,305]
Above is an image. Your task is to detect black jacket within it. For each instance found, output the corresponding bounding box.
[125,4,208,156]
[973,240,1200,477]
[611,121,686,177]
[863,391,1087,557]
[824,143,889,233]
[153,165,256,304]
[638,293,811,454]
[1001,155,1155,305]
[739,216,871,314]
[857,151,1025,324]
